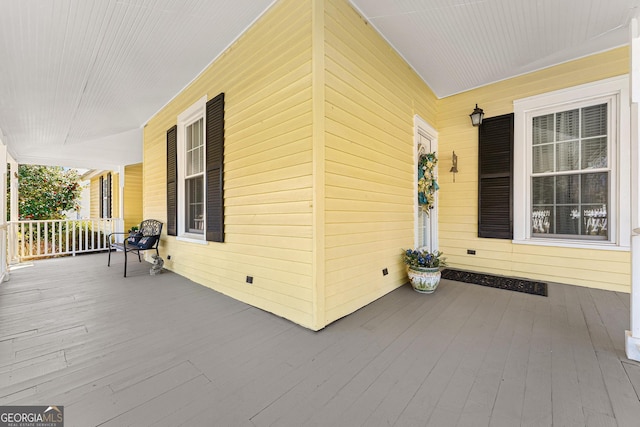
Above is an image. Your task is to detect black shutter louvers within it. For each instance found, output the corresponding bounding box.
[99,176,104,218]
[167,125,178,236]
[478,114,513,239]
[205,93,225,242]
[107,173,112,219]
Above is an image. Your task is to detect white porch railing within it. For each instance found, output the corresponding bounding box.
[8,218,123,261]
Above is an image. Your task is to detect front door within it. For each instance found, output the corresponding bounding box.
[415,116,438,252]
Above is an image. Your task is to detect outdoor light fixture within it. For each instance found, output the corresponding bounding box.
[450,151,458,182]
[469,104,484,126]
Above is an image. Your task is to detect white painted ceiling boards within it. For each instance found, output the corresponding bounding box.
[0,0,638,169]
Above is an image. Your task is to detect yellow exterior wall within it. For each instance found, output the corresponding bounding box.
[112,174,120,220]
[322,0,438,323]
[142,0,631,330]
[143,0,437,328]
[123,163,143,231]
[144,0,316,327]
[437,47,631,292]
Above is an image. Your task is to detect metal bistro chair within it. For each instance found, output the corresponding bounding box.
[107,219,163,277]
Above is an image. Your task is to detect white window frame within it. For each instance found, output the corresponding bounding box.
[177,96,207,243]
[513,75,630,250]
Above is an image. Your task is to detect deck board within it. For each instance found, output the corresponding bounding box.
[1,254,640,426]
[549,285,585,426]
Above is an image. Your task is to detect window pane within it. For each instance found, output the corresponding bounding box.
[186,125,194,175]
[556,109,579,141]
[186,150,193,176]
[194,119,203,174]
[532,176,553,234]
[555,175,579,204]
[582,137,607,169]
[189,146,203,175]
[533,114,554,145]
[186,118,204,176]
[556,205,581,235]
[582,204,608,236]
[186,125,193,151]
[532,207,552,234]
[417,209,429,249]
[186,176,204,234]
[582,104,607,138]
[532,176,554,205]
[193,117,201,138]
[556,140,579,171]
[533,144,554,173]
[581,172,607,204]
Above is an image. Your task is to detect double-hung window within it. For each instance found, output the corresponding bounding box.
[167,93,225,243]
[185,117,205,235]
[177,97,206,240]
[531,103,609,239]
[513,76,630,249]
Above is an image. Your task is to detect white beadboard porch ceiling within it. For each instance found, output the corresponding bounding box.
[1,0,639,169]
[350,0,640,98]
[0,0,277,169]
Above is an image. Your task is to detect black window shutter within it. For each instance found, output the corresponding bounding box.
[478,113,513,239]
[106,173,112,219]
[166,125,178,236]
[205,93,225,242]
[99,176,104,218]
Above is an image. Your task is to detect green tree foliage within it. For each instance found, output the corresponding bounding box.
[17,165,82,220]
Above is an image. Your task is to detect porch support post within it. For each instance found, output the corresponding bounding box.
[9,156,18,223]
[627,16,640,362]
[0,137,8,282]
[8,154,19,264]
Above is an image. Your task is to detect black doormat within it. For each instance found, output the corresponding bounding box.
[441,269,548,297]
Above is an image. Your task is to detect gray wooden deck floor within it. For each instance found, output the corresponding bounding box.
[1,254,640,426]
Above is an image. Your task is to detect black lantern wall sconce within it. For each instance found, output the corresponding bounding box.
[470,104,484,127]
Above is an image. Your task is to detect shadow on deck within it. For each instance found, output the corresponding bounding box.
[1,253,640,426]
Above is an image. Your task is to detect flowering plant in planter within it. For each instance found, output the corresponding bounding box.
[402,248,447,269]
[402,248,447,293]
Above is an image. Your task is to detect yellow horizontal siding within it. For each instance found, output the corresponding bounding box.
[89,178,100,219]
[111,173,120,219]
[143,0,632,331]
[124,163,143,230]
[323,0,438,324]
[325,137,411,182]
[437,46,631,292]
[143,0,315,328]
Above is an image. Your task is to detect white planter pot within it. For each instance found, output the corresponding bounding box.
[407,266,441,294]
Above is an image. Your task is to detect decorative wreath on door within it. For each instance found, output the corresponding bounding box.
[418,152,439,214]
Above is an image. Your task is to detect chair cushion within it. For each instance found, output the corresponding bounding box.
[136,235,158,249]
[127,232,143,244]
